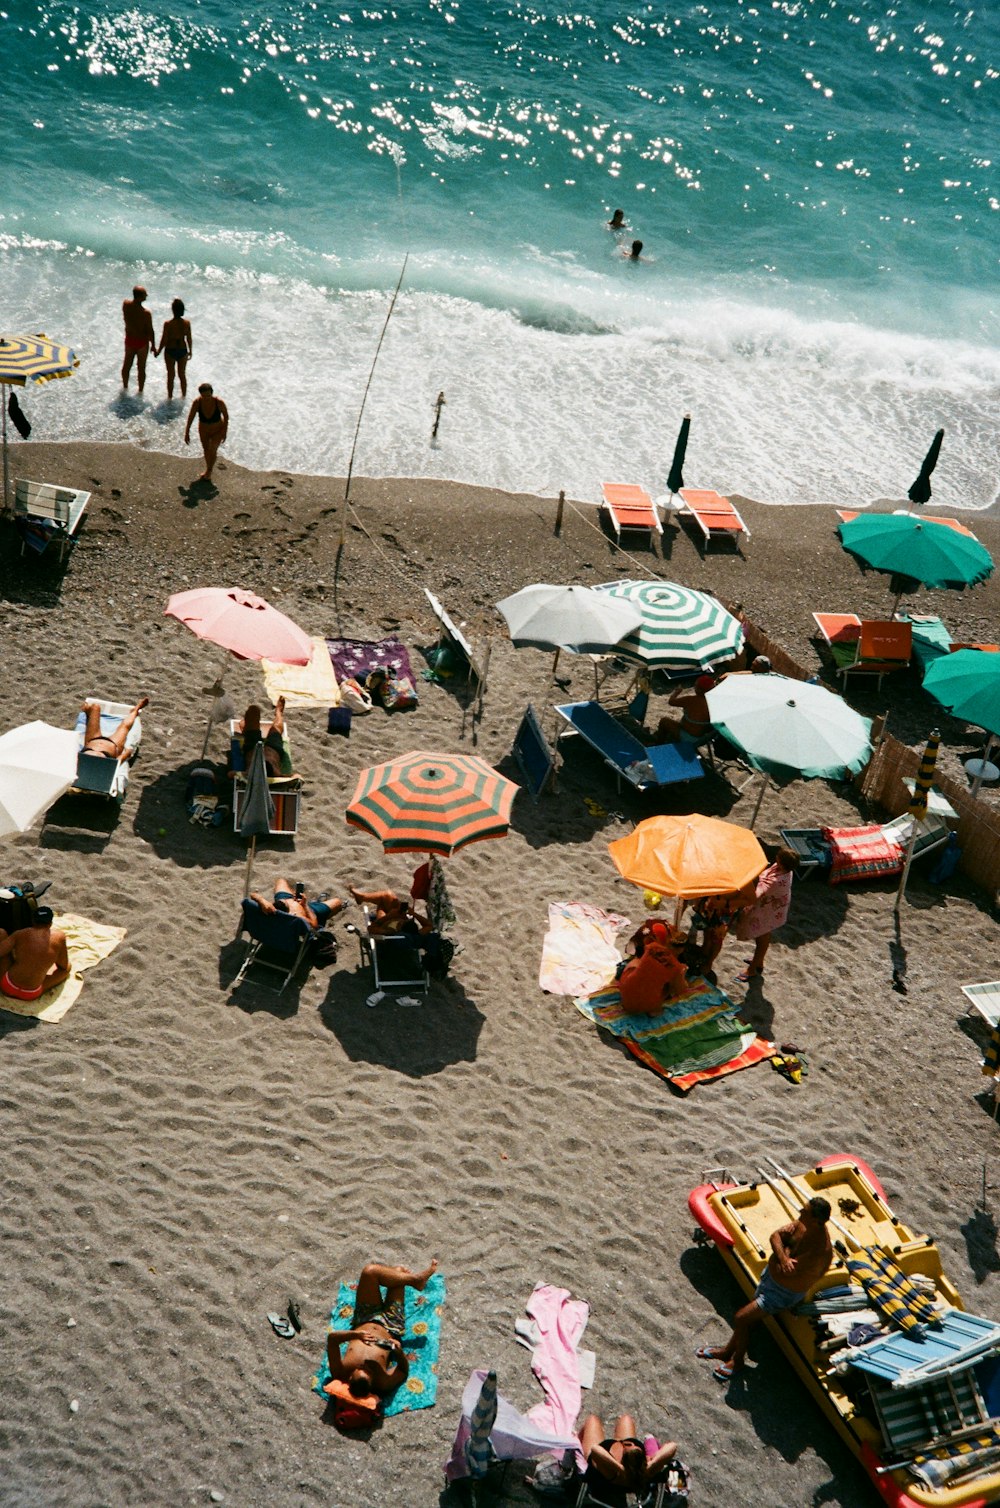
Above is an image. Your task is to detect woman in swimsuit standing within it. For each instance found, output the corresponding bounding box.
[184,382,229,483]
[155,298,193,400]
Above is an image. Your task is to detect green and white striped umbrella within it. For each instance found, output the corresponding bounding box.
[593,579,744,671]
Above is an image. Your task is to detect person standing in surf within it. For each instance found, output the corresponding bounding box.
[121,286,155,392]
[184,382,229,483]
[155,298,193,401]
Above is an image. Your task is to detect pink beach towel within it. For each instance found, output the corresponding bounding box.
[539,902,631,997]
[525,1283,590,1451]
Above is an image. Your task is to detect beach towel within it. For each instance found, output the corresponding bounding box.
[575,977,770,1093]
[823,824,904,884]
[312,1271,446,1415]
[539,902,631,997]
[0,913,127,1023]
[523,1284,589,1454]
[444,1368,581,1483]
[262,636,339,707]
[846,1247,939,1334]
[327,635,415,689]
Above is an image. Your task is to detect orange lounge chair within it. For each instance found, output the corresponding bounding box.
[600,482,662,545]
[818,617,912,690]
[811,612,862,648]
[836,508,977,538]
[678,488,750,551]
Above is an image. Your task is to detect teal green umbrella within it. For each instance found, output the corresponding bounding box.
[593,579,744,672]
[838,513,993,612]
[924,650,1000,738]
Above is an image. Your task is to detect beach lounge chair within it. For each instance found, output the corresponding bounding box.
[347,905,429,994]
[71,699,141,800]
[677,488,750,552]
[962,981,1000,1030]
[836,508,979,538]
[512,704,556,799]
[424,587,486,690]
[232,897,313,992]
[779,813,950,883]
[812,614,911,689]
[554,699,704,792]
[600,483,662,546]
[14,478,90,562]
[228,719,301,835]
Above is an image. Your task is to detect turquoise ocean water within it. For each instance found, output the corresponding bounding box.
[2,0,998,506]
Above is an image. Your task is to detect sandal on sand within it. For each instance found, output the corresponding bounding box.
[267,1312,296,1340]
[695,1344,725,1361]
[287,1299,302,1334]
[736,967,762,983]
[713,1361,738,1382]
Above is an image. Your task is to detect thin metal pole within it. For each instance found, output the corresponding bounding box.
[340,256,409,543]
[749,774,769,829]
[1,393,9,515]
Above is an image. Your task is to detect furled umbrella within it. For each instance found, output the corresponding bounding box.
[593,579,744,673]
[496,583,643,686]
[665,411,690,504]
[465,1368,499,1482]
[0,334,80,512]
[346,751,518,857]
[239,740,275,896]
[0,721,80,837]
[837,514,993,614]
[164,587,313,754]
[907,428,945,506]
[609,813,766,905]
[923,649,1000,796]
[895,730,940,911]
[706,673,872,827]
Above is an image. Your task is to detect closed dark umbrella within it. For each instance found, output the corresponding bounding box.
[907,428,944,505]
[667,412,690,497]
[240,741,274,895]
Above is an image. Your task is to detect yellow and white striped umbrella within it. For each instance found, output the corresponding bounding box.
[0,333,80,511]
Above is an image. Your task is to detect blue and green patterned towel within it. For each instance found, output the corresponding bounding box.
[311,1272,446,1414]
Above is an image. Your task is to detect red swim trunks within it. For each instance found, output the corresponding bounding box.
[1,971,45,1001]
[124,336,149,353]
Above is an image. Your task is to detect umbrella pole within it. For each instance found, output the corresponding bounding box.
[1,396,9,515]
[748,774,769,829]
[890,587,905,617]
[894,824,920,913]
[552,648,560,678]
[971,734,997,800]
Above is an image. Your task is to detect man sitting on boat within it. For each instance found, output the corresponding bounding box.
[696,1196,833,1382]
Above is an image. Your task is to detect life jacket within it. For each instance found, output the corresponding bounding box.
[323,1377,383,1430]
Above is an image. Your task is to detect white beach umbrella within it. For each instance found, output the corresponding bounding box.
[496,584,642,655]
[0,721,80,836]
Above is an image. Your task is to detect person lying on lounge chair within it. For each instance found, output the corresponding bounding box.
[579,1411,677,1503]
[326,1259,438,1400]
[81,697,148,759]
[0,907,70,1002]
[348,886,430,936]
[249,876,344,931]
[236,697,287,776]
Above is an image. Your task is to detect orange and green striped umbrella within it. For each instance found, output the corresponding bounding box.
[346,751,518,856]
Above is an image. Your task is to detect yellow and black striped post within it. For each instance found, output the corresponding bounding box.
[896,730,940,910]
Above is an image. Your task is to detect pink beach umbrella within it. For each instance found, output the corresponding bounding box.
[165,587,312,755]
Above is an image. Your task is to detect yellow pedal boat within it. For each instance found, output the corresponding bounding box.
[689,1154,1000,1508]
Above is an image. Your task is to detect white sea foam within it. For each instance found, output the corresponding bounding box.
[3,244,998,510]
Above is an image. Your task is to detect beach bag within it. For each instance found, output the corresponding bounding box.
[340,678,374,715]
[323,1377,383,1430]
[0,881,47,933]
[645,1458,690,1507]
[379,672,418,711]
[309,929,338,968]
[422,932,455,980]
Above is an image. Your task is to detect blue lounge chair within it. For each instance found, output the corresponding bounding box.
[554,700,704,792]
[232,898,314,992]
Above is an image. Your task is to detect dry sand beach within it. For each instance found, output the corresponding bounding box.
[4,441,1000,1508]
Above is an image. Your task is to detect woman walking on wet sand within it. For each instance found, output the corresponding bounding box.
[184,382,229,482]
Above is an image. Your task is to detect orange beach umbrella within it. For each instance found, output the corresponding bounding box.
[346,751,518,857]
[609,813,766,899]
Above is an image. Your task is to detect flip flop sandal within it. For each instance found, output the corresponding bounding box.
[267,1312,297,1339]
[287,1299,302,1334]
[695,1344,724,1360]
[736,967,762,983]
[713,1361,738,1382]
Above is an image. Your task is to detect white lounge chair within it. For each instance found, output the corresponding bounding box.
[72,699,142,800]
[15,478,90,562]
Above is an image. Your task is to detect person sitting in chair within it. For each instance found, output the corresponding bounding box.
[81,697,148,760]
[579,1411,677,1507]
[0,908,71,1002]
[655,674,715,745]
[348,886,430,936]
[249,876,343,931]
[325,1258,438,1400]
[236,698,287,777]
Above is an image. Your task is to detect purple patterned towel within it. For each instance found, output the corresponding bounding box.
[327,636,415,685]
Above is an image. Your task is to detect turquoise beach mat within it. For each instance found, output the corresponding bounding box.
[311,1272,446,1415]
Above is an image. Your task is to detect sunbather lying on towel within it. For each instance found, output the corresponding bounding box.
[579,1412,677,1504]
[0,907,70,1001]
[326,1259,438,1401]
[348,887,430,936]
[81,697,148,759]
[249,876,344,931]
[237,698,287,776]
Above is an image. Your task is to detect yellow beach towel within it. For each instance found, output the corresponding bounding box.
[0,913,126,1024]
[262,636,340,707]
